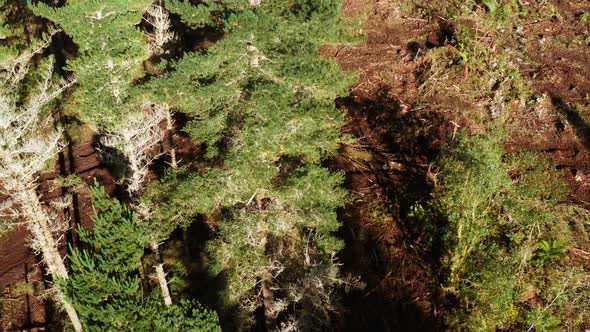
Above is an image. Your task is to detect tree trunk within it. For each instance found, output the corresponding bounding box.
[150,242,172,306]
[25,190,83,331]
[166,109,177,168]
[145,108,178,308]
[58,289,84,332]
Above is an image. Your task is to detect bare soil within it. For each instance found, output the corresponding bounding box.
[505,1,590,263]
[325,1,452,330]
[0,134,114,330]
[0,122,195,330]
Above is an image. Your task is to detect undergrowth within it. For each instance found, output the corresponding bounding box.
[400,0,590,330]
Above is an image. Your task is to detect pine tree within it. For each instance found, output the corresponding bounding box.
[144,1,360,329]
[60,184,221,331]
[1,0,23,44]
[30,0,152,130]
[28,1,362,329]
[31,0,176,307]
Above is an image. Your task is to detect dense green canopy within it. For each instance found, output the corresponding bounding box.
[62,185,221,331]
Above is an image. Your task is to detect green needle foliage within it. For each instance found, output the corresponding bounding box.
[0,0,25,48]
[61,185,221,331]
[144,0,361,329]
[0,0,15,39]
[12,0,364,329]
[0,0,25,235]
[2,0,588,330]
[166,0,248,29]
[30,0,152,129]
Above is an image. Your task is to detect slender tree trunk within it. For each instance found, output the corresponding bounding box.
[57,289,83,332]
[150,242,172,306]
[146,108,177,308]
[166,110,177,168]
[108,105,173,307]
[25,190,83,331]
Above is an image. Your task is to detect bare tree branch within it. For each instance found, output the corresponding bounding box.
[99,102,167,196]
[0,38,82,331]
[145,4,175,55]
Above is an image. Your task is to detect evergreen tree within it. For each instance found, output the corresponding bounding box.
[61,184,221,331]
[145,1,361,329]
[30,0,152,130]
[0,0,24,45]
[29,0,362,329]
[31,0,177,307]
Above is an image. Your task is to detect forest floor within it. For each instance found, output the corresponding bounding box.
[2,0,590,330]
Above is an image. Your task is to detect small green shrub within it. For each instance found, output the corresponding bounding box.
[526,309,561,332]
[480,0,498,15]
[434,132,585,330]
[534,240,567,266]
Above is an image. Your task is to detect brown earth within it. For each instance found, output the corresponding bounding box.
[0,134,115,330]
[329,0,590,331]
[522,1,590,106]
[326,1,452,330]
[506,1,590,262]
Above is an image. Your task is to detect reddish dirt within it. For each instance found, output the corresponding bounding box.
[325,1,453,330]
[506,96,590,263]
[328,0,590,330]
[3,0,590,330]
[506,1,590,258]
[522,0,590,106]
[0,136,114,330]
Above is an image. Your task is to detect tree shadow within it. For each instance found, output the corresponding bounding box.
[164,218,237,331]
[552,97,590,150]
[329,88,449,331]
